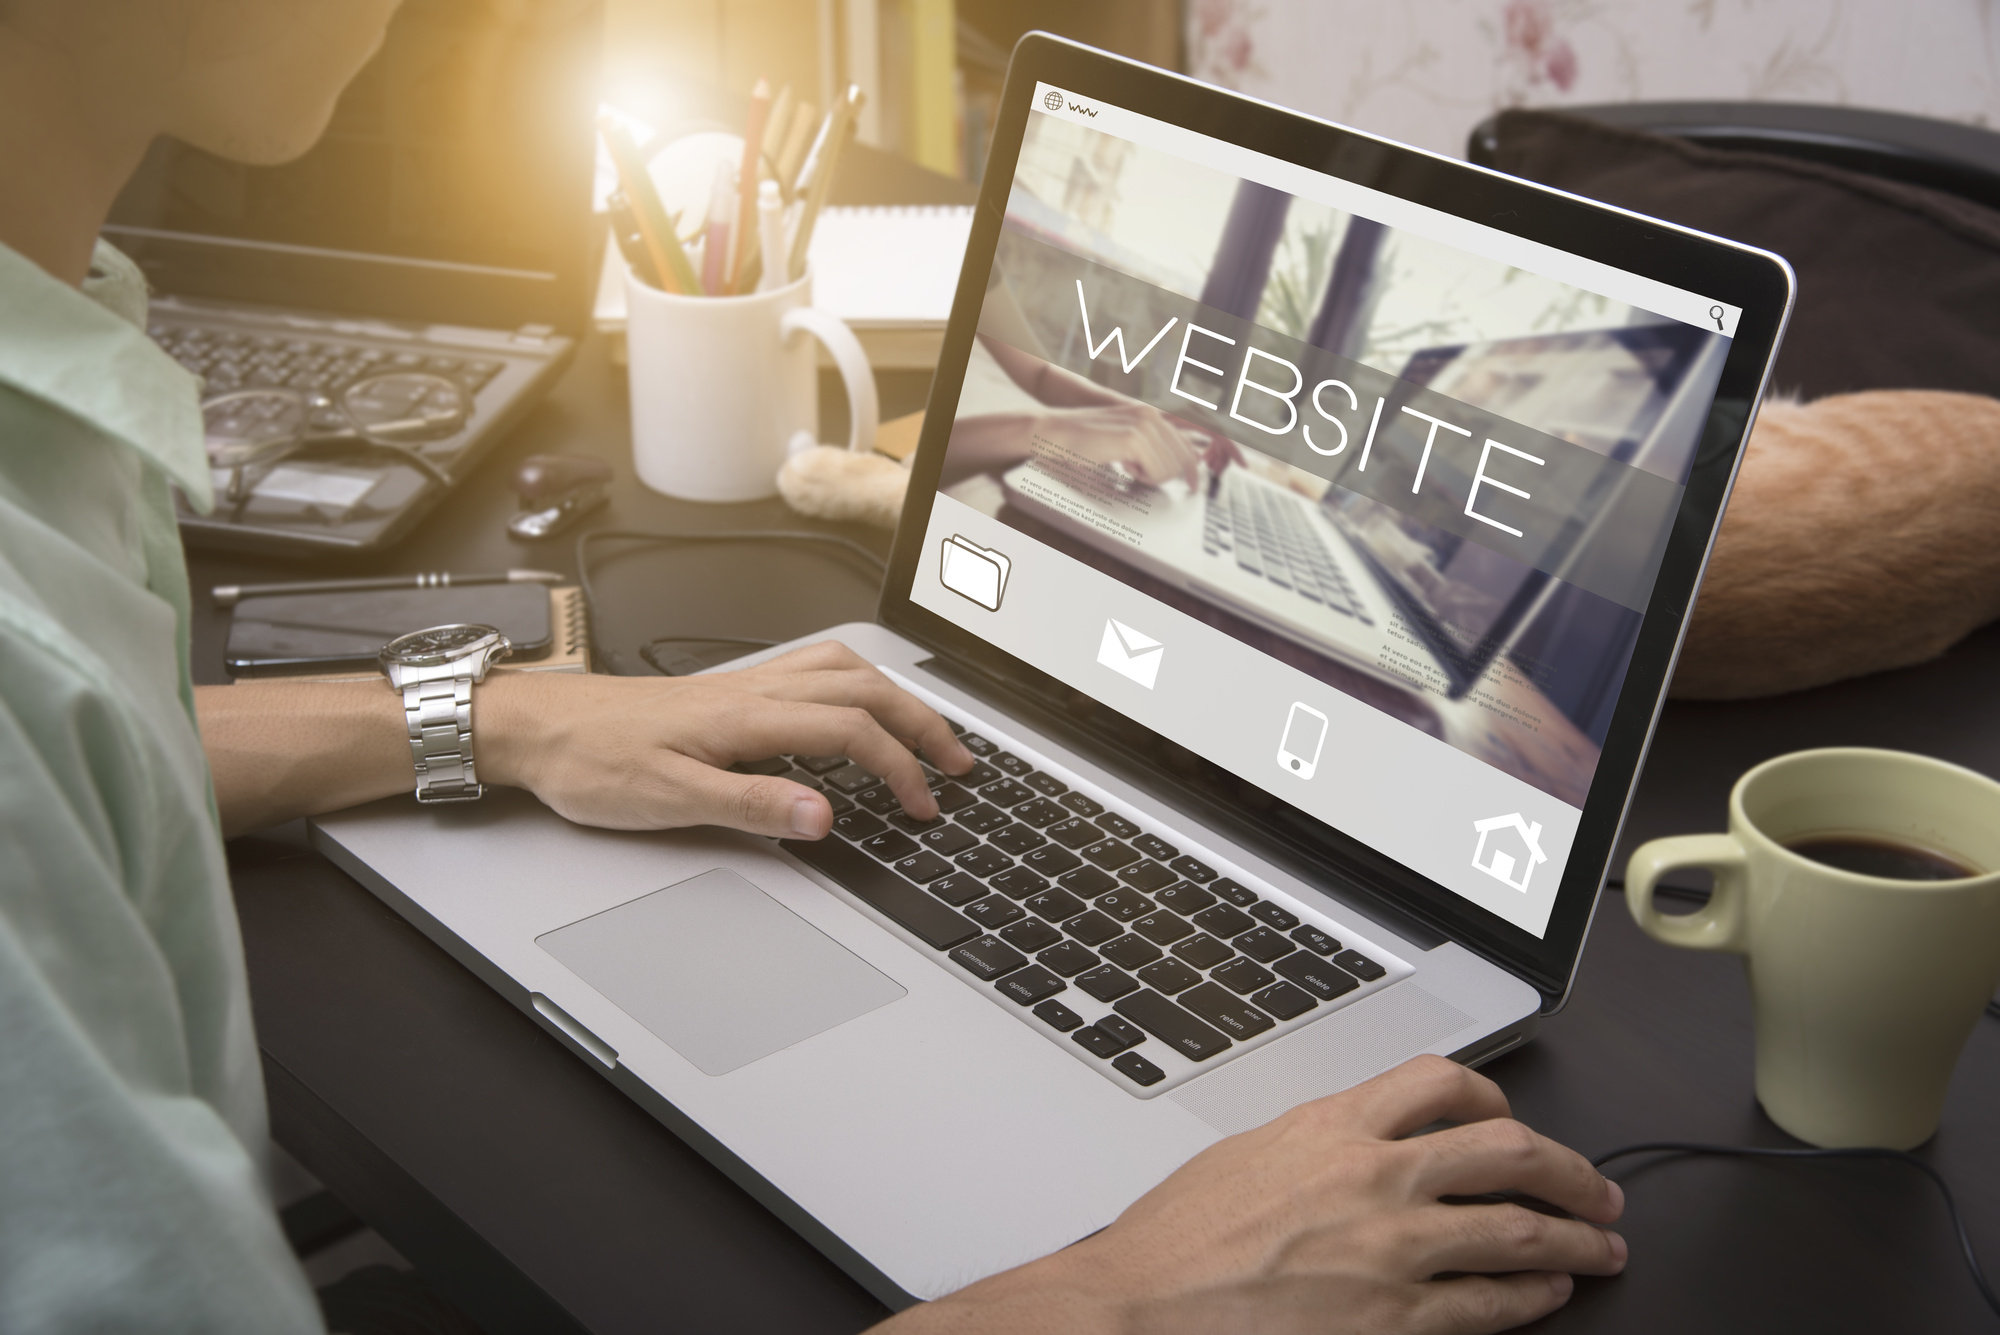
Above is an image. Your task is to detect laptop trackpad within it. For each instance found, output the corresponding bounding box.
[536,868,906,1076]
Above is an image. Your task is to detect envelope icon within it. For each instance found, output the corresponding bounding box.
[940,534,1011,611]
[1097,618,1164,689]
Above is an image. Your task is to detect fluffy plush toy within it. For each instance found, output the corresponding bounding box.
[1674,390,2000,698]
[775,443,911,529]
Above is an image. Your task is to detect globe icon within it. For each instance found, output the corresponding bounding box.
[1043,89,1064,111]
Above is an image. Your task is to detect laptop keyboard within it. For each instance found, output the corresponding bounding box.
[1202,471,1371,623]
[766,697,1406,1098]
[150,320,507,404]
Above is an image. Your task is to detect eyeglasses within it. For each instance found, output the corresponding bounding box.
[201,371,472,503]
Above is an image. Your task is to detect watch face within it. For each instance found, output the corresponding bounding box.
[383,623,505,667]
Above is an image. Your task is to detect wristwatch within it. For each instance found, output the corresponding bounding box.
[378,623,512,803]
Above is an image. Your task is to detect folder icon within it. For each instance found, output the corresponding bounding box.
[1097,618,1164,689]
[939,535,1011,611]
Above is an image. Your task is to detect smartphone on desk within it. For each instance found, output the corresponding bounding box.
[225,583,554,677]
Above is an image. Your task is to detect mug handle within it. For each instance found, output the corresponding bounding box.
[1625,834,1751,952]
[779,306,880,457]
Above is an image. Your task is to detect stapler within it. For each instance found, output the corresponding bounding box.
[507,453,611,540]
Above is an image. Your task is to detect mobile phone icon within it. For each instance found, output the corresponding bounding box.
[1276,701,1329,780]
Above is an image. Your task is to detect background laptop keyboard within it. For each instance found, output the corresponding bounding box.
[762,707,1407,1098]
[151,322,507,406]
[1202,470,1371,624]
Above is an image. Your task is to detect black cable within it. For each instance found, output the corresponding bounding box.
[1591,1142,2000,1319]
[575,528,887,672]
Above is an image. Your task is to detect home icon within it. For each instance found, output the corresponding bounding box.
[1470,814,1548,893]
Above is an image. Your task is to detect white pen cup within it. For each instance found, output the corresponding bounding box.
[625,268,878,502]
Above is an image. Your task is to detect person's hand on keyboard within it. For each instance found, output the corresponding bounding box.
[477,640,973,837]
[874,1055,1626,1335]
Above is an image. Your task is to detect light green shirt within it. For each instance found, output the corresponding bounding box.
[0,239,321,1332]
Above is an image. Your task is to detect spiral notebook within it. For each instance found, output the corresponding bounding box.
[594,205,974,369]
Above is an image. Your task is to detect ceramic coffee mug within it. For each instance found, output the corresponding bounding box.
[1626,747,2000,1149]
[626,269,878,502]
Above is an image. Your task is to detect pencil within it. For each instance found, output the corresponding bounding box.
[789,85,865,282]
[598,115,701,296]
[773,99,818,200]
[701,158,735,295]
[761,84,795,175]
[729,77,772,293]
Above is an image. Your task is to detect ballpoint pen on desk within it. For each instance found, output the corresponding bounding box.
[599,116,701,296]
[730,76,773,294]
[212,569,562,609]
[700,158,736,295]
[788,85,865,282]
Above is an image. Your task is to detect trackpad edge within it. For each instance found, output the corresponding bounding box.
[536,867,906,1076]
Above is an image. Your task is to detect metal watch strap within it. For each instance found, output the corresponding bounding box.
[403,674,483,803]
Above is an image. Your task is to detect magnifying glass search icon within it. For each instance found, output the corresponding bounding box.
[1709,304,1727,331]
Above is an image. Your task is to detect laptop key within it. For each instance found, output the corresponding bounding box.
[1136,958,1202,995]
[964,895,1026,929]
[1071,1025,1129,1058]
[1275,953,1360,1001]
[887,810,945,835]
[1179,982,1276,1040]
[999,918,1064,952]
[1132,911,1196,947]
[959,733,998,757]
[954,845,1014,878]
[1212,878,1259,907]
[991,752,1034,776]
[1155,882,1217,915]
[1063,910,1123,947]
[979,778,1035,808]
[919,825,980,857]
[793,754,850,774]
[954,803,1010,835]
[1249,902,1301,931]
[823,763,880,794]
[1130,833,1179,861]
[1118,860,1178,893]
[783,837,979,949]
[1252,981,1318,1020]
[959,760,1002,788]
[1022,772,1067,797]
[950,935,1027,980]
[854,784,902,815]
[1058,792,1105,817]
[1170,934,1234,970]
[1191,902,1256,938]
[1099,1016,1147,1049]
[1075,964,1141,1003]
[832,810,886,840]
[1290,925,1340,956]
[1334,950,1387,982]
[1096,813,1142,840]
[1113,990,1232,1061]
[1211,957,1275,994]
[1112,1051,1166,1087]
[896,851,956,884]
[859,830,919,862]
[1100,933,1163,970]
[1093,888,1153,922]
[1037,940,1101,977]
[1021,845,1082,876]
[928,873,988,906]
[931,783,978,815]
[1057,866,1117,898]
[989,867,1048,900]
[1024,887,1087,922]
[1234,927,1296,963]
[731,756,792,776]
[1046,817,1103,849]
[1082,839,1141,871]
[997,965,1067,1006]
[1032,999,1084,1032]
[1012,797,1070,827]
[988,823,1047,855]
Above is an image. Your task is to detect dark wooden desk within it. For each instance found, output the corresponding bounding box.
[204,336,2000,1333]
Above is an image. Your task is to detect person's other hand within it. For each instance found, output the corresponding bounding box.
[1034,403,1218,489]
[884,1056,1625,1335]
[479,641,972,837]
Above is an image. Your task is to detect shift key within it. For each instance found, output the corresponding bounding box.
[1113,989,1233,1061]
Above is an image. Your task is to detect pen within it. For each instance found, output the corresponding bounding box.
[730,76,773,293]
[606,189,664,289]
[701,157,735,295]
[756,178,786,293]
[789,85,864,282]
[598,116,701,296]
[761,83,795,178]
[212,569,563,610]
[772,98,818,200]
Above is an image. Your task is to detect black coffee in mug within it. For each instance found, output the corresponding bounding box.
[1784,833,1979,881]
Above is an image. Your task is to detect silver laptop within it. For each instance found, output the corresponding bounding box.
[106,1,601,556]
[311,35,1792,1309]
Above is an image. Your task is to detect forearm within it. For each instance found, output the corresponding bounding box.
[195,679,413,839]
[870,1252,1122,1335]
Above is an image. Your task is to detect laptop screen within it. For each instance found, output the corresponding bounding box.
[902,79,1750,946]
